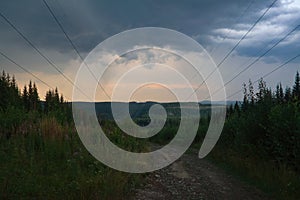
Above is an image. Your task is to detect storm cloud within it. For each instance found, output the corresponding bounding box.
[0,0,299,100]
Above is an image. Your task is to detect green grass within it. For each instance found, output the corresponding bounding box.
[206,146,300,200]
[0,119,145,199]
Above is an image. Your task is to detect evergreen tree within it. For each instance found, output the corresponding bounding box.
[257,78,267,102]
[9,75,21,107]
[227,104,234,117]
[22,85,29,111]
[275,84,280,101]
[279,83,284,103]
[248,79,255,105]
[242,82,248,111]
[293,71,300,100]
[45,90,52,113]
[0,71,22,110]
[32,83,40,110]
[11,75,16,88]
[60,95,64,104]
[44,88,63,113]
[234,101,240,115]
[275,83,284,104]
[28,81,34,110]
[0,71,9,110]
[265,87,273,104]
[54,87,60,109]
[285,87,292,102]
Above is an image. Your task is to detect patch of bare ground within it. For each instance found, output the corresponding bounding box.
[133,148,270,200]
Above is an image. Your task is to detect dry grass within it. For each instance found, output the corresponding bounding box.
[40,117,68,139]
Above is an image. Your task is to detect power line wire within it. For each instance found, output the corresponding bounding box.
[189,0,256,86]
[220,24,291,84]
[0,50,73,100]
[255,53,300,84]
[187,0,278,101]
[42,0,111,100]
[0,50,54,89]
[205,24,300,99]
[209,0,255,56]
[226,53,300,100]
[0,10,91,101]
[223,25,299,86]
[210,0,278,76]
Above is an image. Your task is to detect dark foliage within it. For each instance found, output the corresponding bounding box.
[220,71,300,171]
[0,71,72,137]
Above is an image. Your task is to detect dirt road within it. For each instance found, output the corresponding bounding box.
[133,149,269,200]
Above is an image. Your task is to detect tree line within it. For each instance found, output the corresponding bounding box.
[0,71,71,138]
[222,71,300,171]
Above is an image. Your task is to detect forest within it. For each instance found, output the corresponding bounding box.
[210,72,300,199]
[0,70,300,199]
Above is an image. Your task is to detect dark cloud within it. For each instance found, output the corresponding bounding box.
[208,0,300,62]
[0,0,269,55]
[0,0,299,100]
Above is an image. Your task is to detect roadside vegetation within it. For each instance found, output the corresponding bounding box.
[0,71,144,199]
[1,70,300,199]
[144,71,300,199]
[208,72,300,200]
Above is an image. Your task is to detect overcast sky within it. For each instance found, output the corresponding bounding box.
[0,0,300,101]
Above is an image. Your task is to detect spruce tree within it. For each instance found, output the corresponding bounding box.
[234,101,240,116]
[293,71,300,100]
[29,81,33,110]
[32,83,39,110]
[22,85,29,111]
[242,82,248,111]
[257,78,267,102]
[279,83,284,103]
[285,87,292,102]
[60,95,64,104]
[248,79,255,104]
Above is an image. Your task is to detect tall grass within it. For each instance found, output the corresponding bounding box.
[208,147,300,200]
[0,117,144,199]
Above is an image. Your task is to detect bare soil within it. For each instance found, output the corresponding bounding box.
[133,148,270,200]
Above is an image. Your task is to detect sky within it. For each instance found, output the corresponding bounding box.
[0,0,300,102]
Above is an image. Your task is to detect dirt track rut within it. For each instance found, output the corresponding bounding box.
[133,149,269,200]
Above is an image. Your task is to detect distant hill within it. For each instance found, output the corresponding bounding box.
[200,100,240,106]
[72,101,218,120]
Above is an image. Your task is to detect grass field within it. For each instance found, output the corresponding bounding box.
[0,117,145,199]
